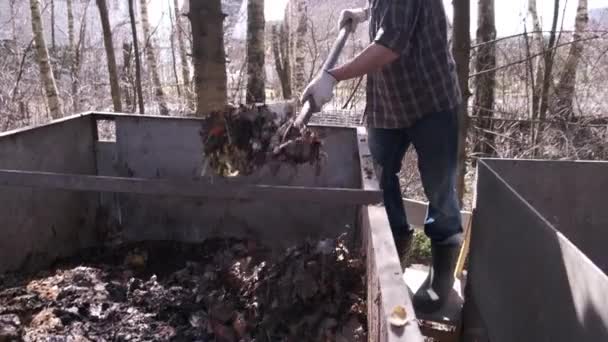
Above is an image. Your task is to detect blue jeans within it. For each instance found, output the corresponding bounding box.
[367,108,463,244]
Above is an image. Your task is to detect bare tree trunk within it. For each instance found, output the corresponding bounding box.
[472,0,496,157]
[539,0,561,120]
[73,1,89,113]
[452,0,471,204]
[128,0,145,114]
[140,0,169,115]
[122,43,134,111]
[174,0,194,108]
[523,24,534,142]
[10,0,17,42]
[67,0,74,48]
[528,0,544,118]
[231,59,247,104]
[30,0,63,119]
[188,0,228,116]
[272,25,284,96]
[51,0,56,50]
[97,0,123,112]
[555,0,588,119]
[168,0,182,98]
[534,0,561,157]
[292,0,308,97]
[272,23,292,99]
[67,0,76,111]
[246,0,266,104]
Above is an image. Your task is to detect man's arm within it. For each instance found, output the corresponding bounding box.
[298,43,399,109]
[300,2,422,107]
[328,43,399,82]
[330,0,424,82]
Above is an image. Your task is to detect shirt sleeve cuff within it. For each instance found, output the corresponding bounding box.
[373,27,410,55]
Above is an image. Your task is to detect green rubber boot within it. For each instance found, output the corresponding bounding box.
[413,241,461,314]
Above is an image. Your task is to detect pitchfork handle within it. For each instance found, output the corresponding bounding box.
[294,20,353,129]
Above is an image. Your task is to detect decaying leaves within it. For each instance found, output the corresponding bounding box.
[0,235,367,341]
[199,104,325,177]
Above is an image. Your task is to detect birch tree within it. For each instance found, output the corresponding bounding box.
[246,0,266,103]
[140,0,169,115]
[528,0,545,118]
[555,0,589,118]
[291,0,308,96]
[121,43,134,111]
[29,0,63,119]
[189,0,228,115]
[97,0,123,112]
[67,0,76,111]
[174,0,194,108]
[67,0,75,50]
[50,0,56,50]
[10,0,17,41]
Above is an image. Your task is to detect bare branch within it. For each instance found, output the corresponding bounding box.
[469,34,604,78]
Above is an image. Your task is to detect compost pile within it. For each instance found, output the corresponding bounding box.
[0,236,367,342]
[200,104,324,177]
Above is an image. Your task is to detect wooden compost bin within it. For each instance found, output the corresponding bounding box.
[462,159,608,341]
[0,111,426,341]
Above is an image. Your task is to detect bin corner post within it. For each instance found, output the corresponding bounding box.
[356,126,425,342]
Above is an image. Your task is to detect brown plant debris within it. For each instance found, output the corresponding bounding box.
[199,104,324,177]
[0,236,366,341]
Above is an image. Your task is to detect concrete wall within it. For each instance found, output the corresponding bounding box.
[0,115,99,273]
[483,159,608,273]
[93,113,362,249]
[463,160,608,341]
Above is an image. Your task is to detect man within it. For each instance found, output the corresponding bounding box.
[300,0,463,314]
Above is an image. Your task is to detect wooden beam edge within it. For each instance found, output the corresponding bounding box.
[364,205,425,341]
[357,127,424,341]
[356,127,381,192]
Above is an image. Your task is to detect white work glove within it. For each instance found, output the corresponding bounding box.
[338,7,369,32]
[300,70,337,111]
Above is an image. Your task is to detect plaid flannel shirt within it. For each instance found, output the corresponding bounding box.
[364,0,461,128]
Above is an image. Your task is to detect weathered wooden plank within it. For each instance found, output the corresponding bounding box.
[356,126,380,192]
[0,169,382,205]
[357,127,425,342]
[362,204,425,341]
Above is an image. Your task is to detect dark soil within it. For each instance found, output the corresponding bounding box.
[0,236,366,342]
